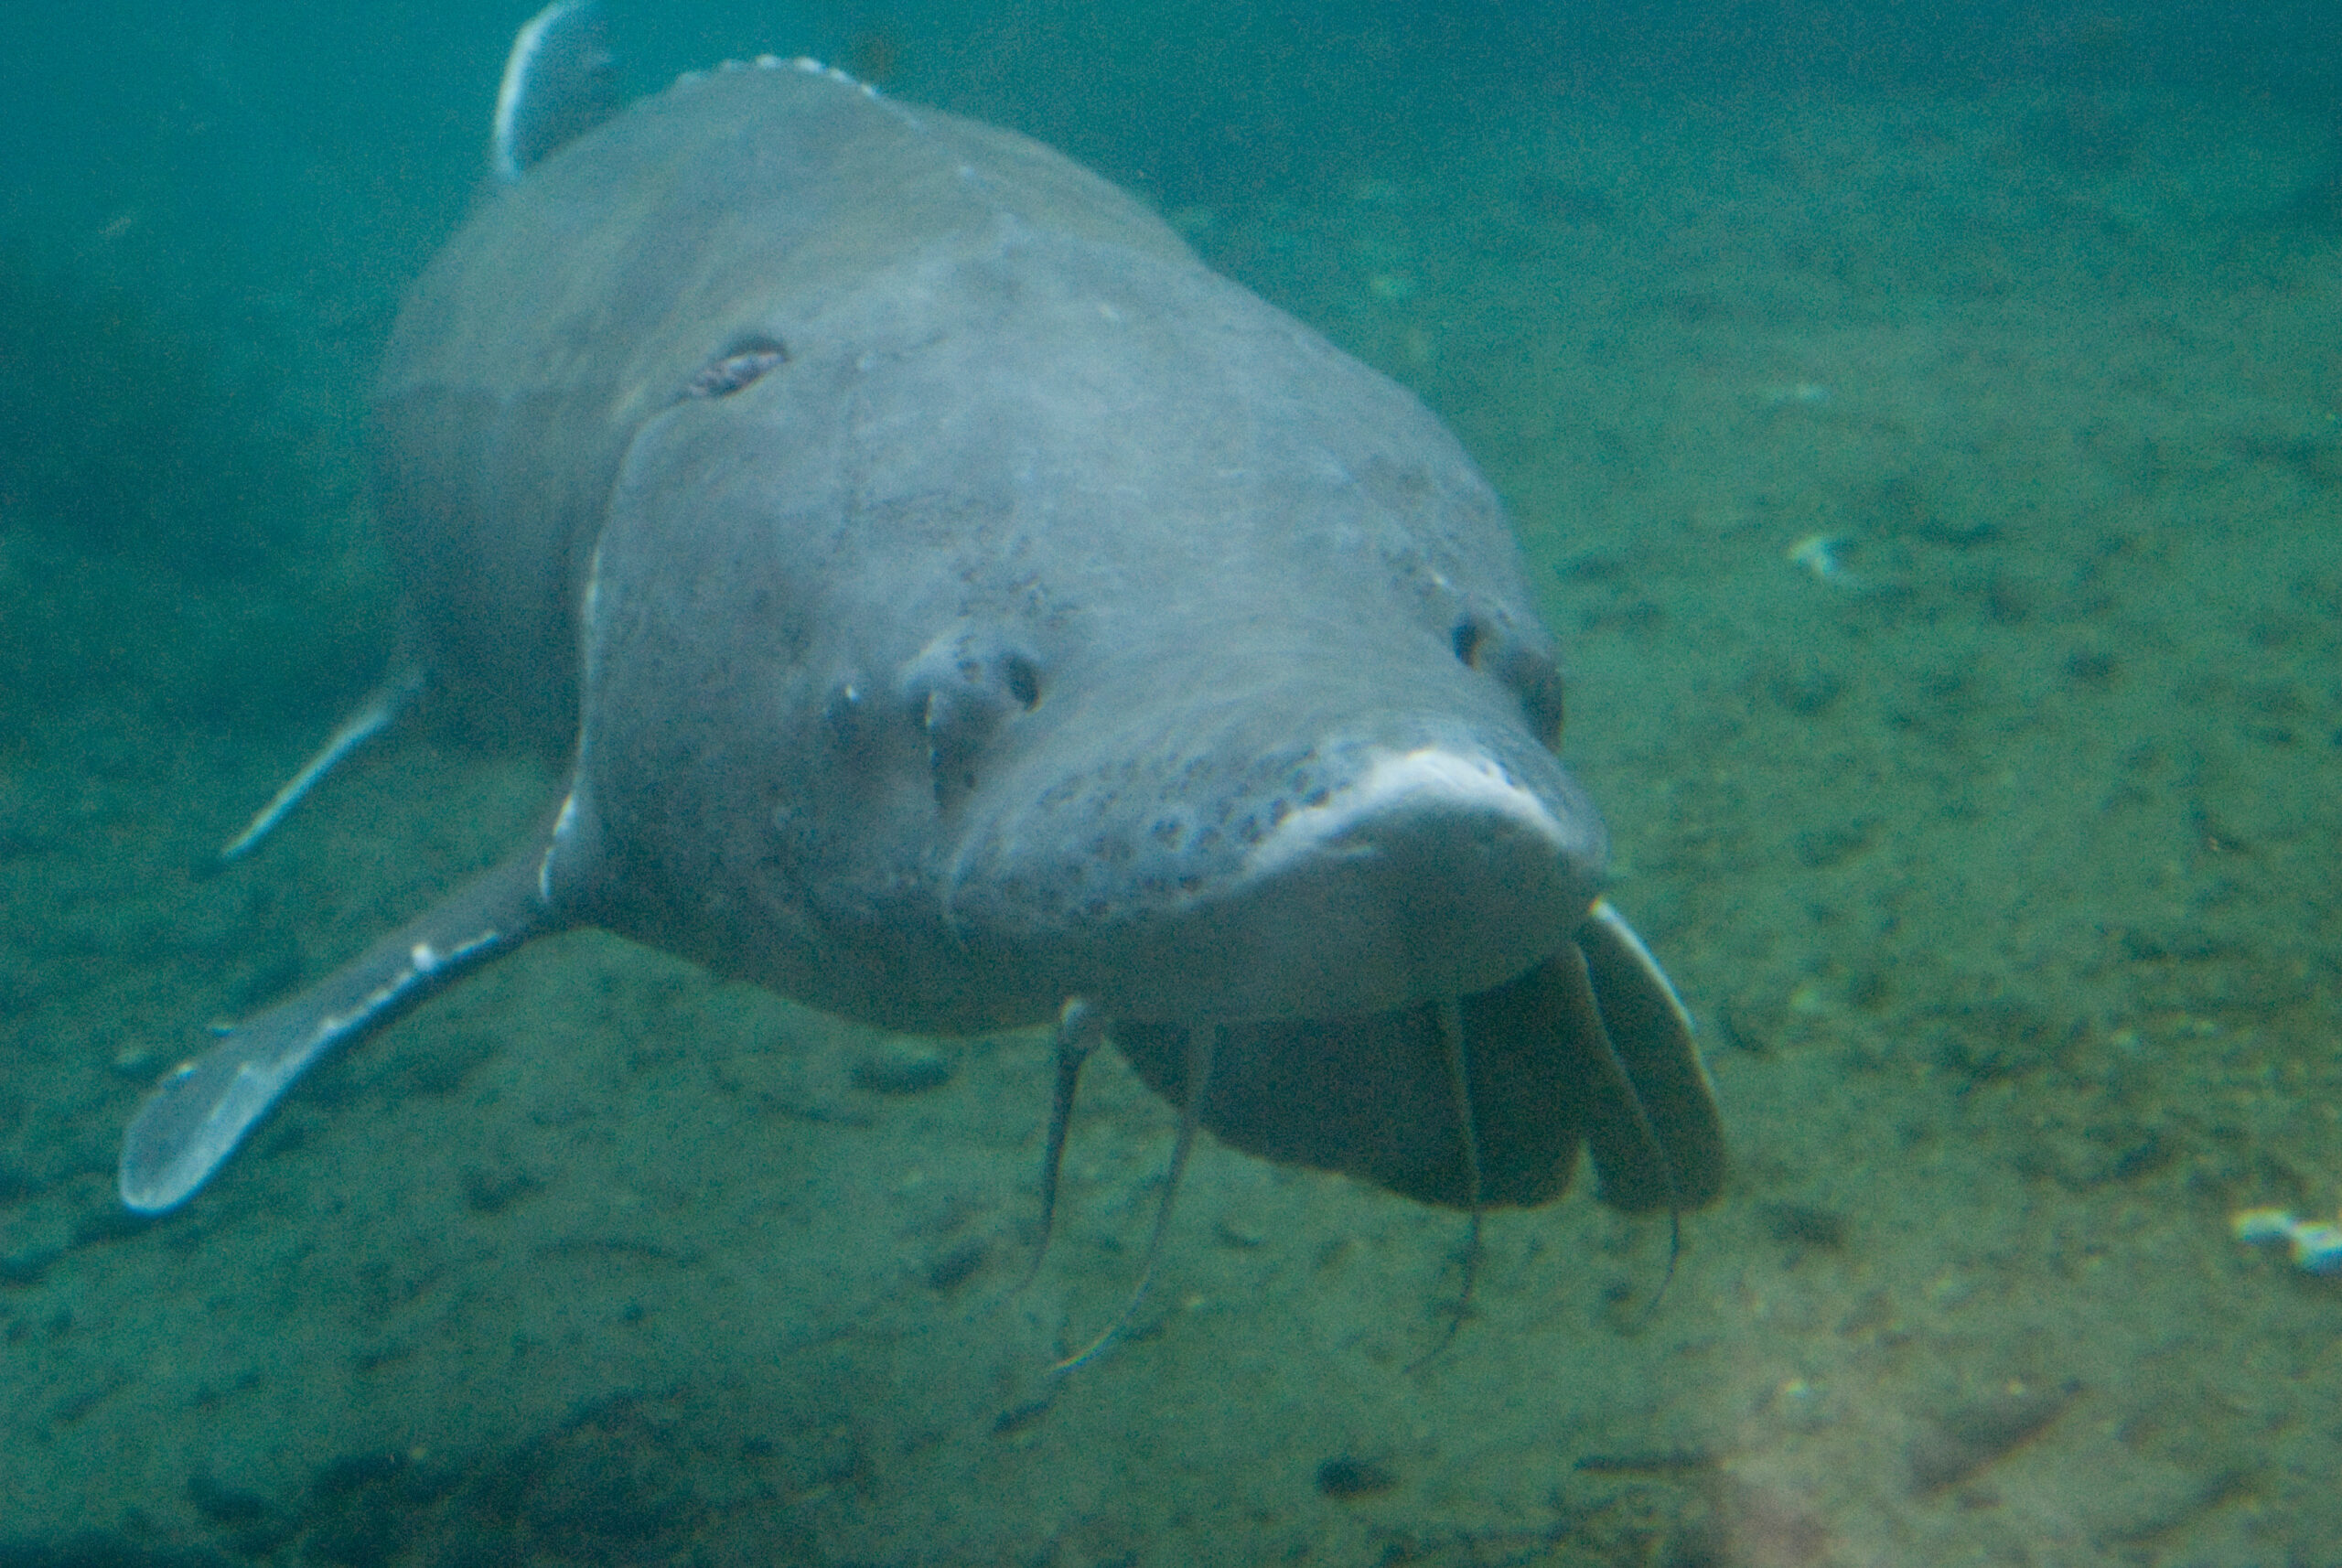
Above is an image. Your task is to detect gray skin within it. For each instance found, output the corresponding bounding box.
[121,56,1723,1239]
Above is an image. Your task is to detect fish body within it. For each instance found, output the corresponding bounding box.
[122,19,1723,1249]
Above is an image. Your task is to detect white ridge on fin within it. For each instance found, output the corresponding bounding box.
[491,1,620,183]
[219,669,422,863]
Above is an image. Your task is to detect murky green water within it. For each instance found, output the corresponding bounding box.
[2,5,2338,1563]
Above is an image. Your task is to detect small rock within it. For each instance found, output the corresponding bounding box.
[850,1045,953,1095]
[1907,1378,2079,1495]
[926,1238,988,1293]
[1316,1456,1397,1498]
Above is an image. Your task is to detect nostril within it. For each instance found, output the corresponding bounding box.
[897,628,1047,811]
[1524,669,1565,748]
[1450,618,1484,668]
[823,680,867,746]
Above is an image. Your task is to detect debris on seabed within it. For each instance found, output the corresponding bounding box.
[2231,1207,2342,1274]
[1787,532,1858,585]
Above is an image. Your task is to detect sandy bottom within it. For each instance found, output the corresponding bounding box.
[3,80,2339,1566]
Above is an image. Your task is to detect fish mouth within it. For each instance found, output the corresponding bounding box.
[1030,895,1730,1366]
[1110,904,1726,1214]
[945,729,1607,1022]
[1238,743,1573,879]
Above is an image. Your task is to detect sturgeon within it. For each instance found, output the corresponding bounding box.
[122,5,1724,1341]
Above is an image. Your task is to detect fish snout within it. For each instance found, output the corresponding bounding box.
[1206,738,1606,1014]
[949,713,1608,1021]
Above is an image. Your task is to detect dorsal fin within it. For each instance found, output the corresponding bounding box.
[490,2,620,183]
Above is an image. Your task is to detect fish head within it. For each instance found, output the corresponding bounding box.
[578,226,1609,1033]
[938,599,1606,1024]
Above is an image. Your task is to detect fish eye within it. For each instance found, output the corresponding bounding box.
[685,334,790,398]
[1004,654,1043,710]
[1460,614,1564,747]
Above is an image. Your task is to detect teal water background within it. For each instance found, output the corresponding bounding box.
[3,3,2340,1563]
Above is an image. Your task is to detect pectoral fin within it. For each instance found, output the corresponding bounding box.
[121,832,569,1213]
[1567,897,1727,1212]
[218,667,424,863]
